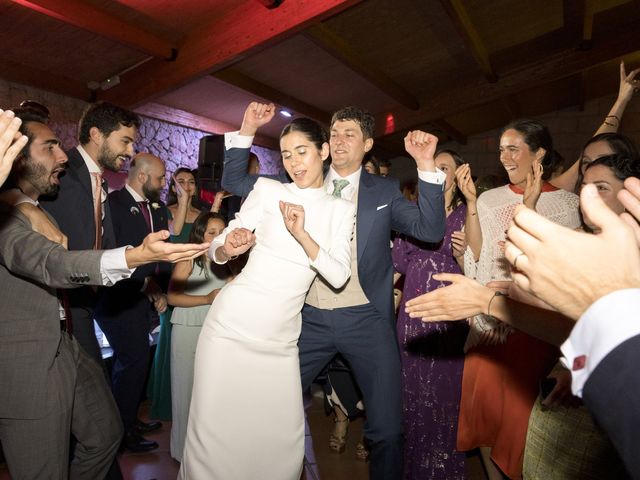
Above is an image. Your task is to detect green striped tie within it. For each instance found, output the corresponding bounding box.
[332,179,350,198]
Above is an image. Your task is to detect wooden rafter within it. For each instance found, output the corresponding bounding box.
[439,0,497,83]
[375,3,640,139]
[212,69,331,123]
[0,58,88,100]
[100,0,362,108]
[10,0,176,59]
[430,119,467,145]
[304,23,420,110]
[135,103,279,150]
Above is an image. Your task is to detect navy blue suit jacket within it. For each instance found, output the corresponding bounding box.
[40,147,116,251]
[583,334,640,479]
[221,146,445,321]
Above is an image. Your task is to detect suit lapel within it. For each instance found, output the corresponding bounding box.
[356,171,377,262]
[67,148,94,199]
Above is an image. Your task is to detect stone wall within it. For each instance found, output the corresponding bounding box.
[0,79,283,184]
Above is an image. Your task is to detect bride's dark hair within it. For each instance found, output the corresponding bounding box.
[280,118,328,151]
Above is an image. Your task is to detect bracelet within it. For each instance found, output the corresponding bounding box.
[603,121,616,127]
[606,115,620,121]
[487,291,507,317]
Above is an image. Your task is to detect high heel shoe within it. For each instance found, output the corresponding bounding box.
[355,438,370,462]
[328,417,349,453]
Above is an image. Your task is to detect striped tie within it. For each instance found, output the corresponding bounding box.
[332,179,350,198]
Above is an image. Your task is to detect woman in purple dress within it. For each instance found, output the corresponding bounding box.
[392,149,469,479]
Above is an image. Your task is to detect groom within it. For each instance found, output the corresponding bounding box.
[222,102,445,479]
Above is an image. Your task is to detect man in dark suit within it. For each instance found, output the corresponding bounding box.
[40,101,140,367]
[222,102,445,479]
[95,152,171,452]
[0,110,207,478]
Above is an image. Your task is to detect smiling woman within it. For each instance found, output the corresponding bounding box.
[454,119,582,479]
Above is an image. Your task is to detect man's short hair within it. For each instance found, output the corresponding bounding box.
[78,101,141,144]
[13,107,49,158]
[331,106,375,140]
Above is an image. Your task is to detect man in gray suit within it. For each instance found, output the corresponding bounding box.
[0,108,208,478]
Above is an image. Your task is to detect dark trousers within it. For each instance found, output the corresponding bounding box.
[299,303,404,480]
[97,300,152,434]
[0,334,123,479]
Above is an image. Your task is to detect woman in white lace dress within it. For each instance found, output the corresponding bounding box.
[456,120,581,479]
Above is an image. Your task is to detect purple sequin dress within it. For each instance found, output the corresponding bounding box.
[392,203,469,480]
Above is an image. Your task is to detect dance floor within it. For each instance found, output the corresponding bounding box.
[0,387,486,479]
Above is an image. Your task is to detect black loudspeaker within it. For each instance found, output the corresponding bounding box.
[198,134,224,193]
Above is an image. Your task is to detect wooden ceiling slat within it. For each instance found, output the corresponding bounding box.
[99,0,362,108]
[376,1,640,139]
[0,57,88,100]
[439,0,498,83]
[304,23,420,111]
[10,0,175,59]
[212,69,331,123]
[430,119,467,145]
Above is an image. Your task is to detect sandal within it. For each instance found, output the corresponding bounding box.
[355,439,369,462]
[328,418,349,454]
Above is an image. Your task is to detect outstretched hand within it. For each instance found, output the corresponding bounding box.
[240,102,276,136]
[404,130,438,172]
[126,230,211,268]
[0,109,28,188]
[279,200,306,239]
[404,272,495,322]
[505,183,640,320]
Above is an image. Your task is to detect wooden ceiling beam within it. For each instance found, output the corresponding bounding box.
[304,23,420,110]
[439,0,498,83]
[429,119,467,145]
[135,103,279,150]
[375,4,640,139]
[99,0,361,108]
[503,95,521,120]
[10,0,176,59]
[0,58,89,101]
[211,69,331,123]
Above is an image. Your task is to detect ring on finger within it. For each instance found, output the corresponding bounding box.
[513,252,525,270]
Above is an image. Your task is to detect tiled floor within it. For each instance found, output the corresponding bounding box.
[0,388,488,479]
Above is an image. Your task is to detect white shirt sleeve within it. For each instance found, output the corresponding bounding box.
[225,131,254,150]
[100,246,135,286]
[417,167,446,186]
[561,288,640,397]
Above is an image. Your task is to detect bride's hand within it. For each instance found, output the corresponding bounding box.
[220,228,256,259]
[279,200,306,239]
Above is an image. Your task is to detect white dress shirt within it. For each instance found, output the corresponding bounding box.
[561,288,640,397]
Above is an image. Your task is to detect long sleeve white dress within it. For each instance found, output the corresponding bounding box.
[179,177,355,480]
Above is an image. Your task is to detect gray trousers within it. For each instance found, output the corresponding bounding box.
[0,334,123,479]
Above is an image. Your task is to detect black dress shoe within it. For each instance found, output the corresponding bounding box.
[133,418,162,434]
[122,432,159,453]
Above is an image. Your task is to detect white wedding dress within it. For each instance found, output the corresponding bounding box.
[179,178,355,479]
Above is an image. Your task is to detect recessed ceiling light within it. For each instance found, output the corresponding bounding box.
[279,109,293,118]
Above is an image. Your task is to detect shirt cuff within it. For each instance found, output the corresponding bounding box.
[418,167,446,186]
[210,241,227,264]
[225,131,254,150]
[100,246,135,286]
[561,288,640,397]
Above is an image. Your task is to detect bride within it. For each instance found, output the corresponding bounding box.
[179,102,355,479]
